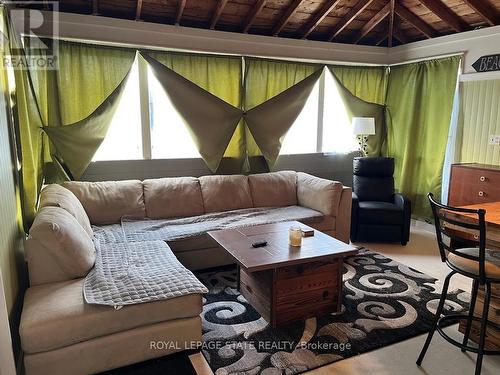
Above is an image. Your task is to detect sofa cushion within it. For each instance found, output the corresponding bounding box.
[63,180,146,224]
[358,201,403,225]
[20,278,203,354]
[248,171,297,207]
[297,172,343,216]
[26,207,95,286]
[143,177,204,219]
[39,184,93,237]
[199,175,253,213]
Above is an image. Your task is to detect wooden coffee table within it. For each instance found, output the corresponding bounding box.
[207,221,358,327]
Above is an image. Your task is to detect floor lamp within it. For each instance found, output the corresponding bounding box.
[352,117,375,156]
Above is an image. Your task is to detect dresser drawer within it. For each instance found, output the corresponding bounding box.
[449,165,500,206]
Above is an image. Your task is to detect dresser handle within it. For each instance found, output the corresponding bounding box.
[478,191,484,197]
[480,176,486,182]
[474,234,479,240]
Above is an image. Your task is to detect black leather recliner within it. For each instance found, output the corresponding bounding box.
[351,157,411,245]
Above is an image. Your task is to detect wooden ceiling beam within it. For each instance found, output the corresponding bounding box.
[243,0,267,33]
[393,25,408,44]
[462,0,499,26]
[395,3,436,38]
[326,0,375,42]
[272,0,305,36]
[135,0,143,21]
[210,0,229,29]
[175,0,187,25]
[418,0,468,32]
[299,0,343,39]
[353,2,391,44]
[388,0,395,47]
[376,33,387,46]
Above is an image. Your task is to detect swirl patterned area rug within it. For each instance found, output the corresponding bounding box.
[197,249,470,375]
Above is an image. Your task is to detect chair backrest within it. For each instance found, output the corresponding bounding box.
[428,192,488,282]
[353,157,395,202]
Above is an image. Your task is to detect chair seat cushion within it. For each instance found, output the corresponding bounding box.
[358,201,403,225]
[20,278,203,354]
[448,248,500,278]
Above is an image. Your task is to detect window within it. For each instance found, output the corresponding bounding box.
[94,61,358,162]
[280,68,358,155]
[280,82,319,155]
[148,67,200,159]
[321,69,359,153]
[93,60,142,161]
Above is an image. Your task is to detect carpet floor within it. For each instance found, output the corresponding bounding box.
[197,249,470,375]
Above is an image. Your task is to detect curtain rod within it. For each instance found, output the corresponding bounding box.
[387,52,465,67]
[25,35,463,68]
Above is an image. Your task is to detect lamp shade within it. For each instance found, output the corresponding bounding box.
[352,117,375,135]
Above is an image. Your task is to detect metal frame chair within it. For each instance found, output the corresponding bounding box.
[416,193,500,374]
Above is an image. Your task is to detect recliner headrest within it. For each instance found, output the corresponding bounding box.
[353,157,394,177]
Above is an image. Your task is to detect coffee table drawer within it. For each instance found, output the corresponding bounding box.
[275,260,337,280]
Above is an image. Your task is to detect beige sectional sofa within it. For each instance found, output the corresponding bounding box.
[20,171,352,375]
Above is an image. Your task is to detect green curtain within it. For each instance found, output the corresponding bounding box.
[329,66,388,156]
[146,51,244,172]
[142,53,243,172]
[55,41,136,125]
[330,65,388,105]
[385,56,460,219]
[244,58,322,167]
[2,6,44,228]
[245,69,323,167]
[37,42,136,179]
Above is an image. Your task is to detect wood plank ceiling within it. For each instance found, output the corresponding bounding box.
[29,0,500,46]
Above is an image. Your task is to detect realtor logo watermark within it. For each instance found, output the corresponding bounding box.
[1,1,59,69]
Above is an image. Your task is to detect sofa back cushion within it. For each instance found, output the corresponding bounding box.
[63,180,146,224]
[26,207,95,286]
[249,171,297,207]
[39,184,93,237]
[199,175,253,213]
[297,172,343,216]
[353,157,394,202]
[143,177,205,219]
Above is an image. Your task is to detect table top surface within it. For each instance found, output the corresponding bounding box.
[458,201,500,227]
[207,221,358,272]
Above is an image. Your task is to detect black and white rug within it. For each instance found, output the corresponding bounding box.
[198,249,470,375]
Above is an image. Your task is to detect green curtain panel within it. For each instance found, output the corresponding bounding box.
[328,67,387,156]
[142,53,243,172]
[330,65,388,105]
[43,70,131,179]
[146,50,244,171]
[38,42,135,179]
[245,69,323,168]
[55,41,136,125]
[2,7,44,228]
[244,58,321,161]
[385,56,460,219]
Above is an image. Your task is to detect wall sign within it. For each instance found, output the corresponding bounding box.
[472,54,500,73]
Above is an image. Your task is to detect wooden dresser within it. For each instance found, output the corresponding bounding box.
[448,163,500,206]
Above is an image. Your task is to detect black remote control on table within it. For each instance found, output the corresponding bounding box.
[252,240,267,248]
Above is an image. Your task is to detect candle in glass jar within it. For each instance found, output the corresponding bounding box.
[289,226,303,247]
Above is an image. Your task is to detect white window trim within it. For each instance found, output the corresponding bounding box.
[138,54,152,160]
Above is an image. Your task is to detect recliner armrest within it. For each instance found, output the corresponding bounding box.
[394,193,410,211]
[394,193,411,245]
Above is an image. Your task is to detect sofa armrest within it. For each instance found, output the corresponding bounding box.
[336,187,352,244]
[297,172,343,216]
